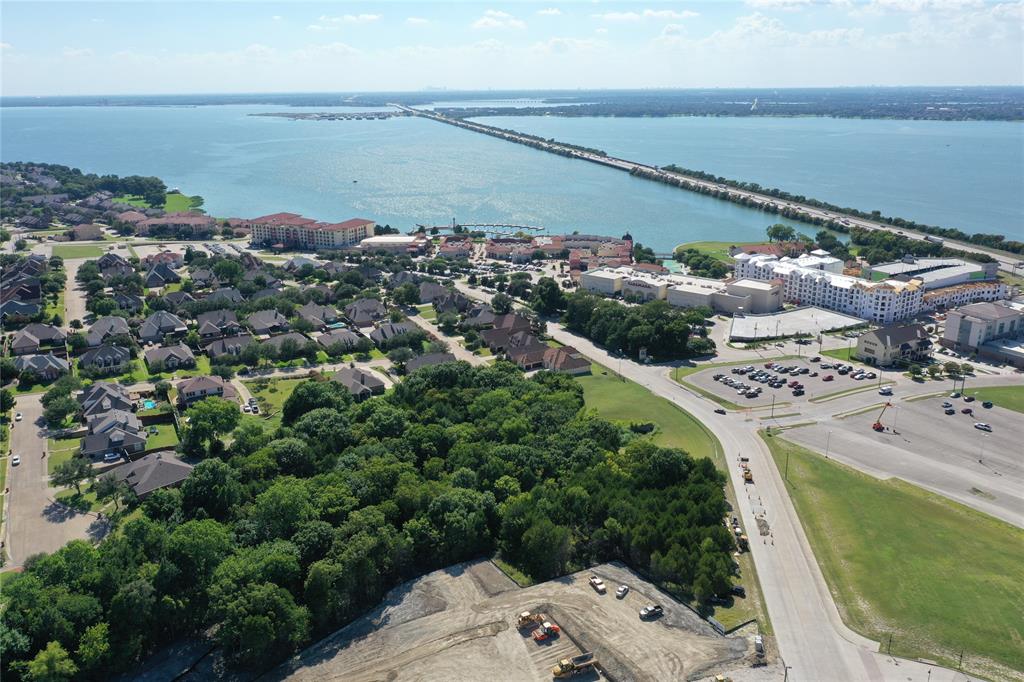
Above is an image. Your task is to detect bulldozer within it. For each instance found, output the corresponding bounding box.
[552,652,597,678]
[515,611,545,629]
[533,621,561,642]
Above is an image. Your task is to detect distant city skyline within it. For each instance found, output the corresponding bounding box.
[2,1,1022,96]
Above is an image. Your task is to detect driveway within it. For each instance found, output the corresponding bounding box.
[3,394,108,567]
[405,314,491,367]
[60,257,92,329]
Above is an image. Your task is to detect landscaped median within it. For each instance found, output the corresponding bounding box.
[761,431,1024,681]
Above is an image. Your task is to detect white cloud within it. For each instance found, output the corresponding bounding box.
[62,47,94,58]
[537,7,562,15]
[745,0,815,9]
[531,37,604,54]
[593,9,699,21]
[272,15,282,21]
[313,14,381,30]
[406,17,430,25]
[595,27,609,34]
[472,9,526,29]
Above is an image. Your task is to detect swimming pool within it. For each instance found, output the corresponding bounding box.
[143,400,156,409]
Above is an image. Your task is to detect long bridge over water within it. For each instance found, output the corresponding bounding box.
[390,104,1022,275]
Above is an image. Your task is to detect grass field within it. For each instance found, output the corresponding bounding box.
[964,385,1024,414]
[111,355,213,383]
[821,347,856,362]
[56,487,105,513]
[244,377,306,430]
[674,240,771,263]
[115,192,199,212]
[46,436,80,475]
[51,244,105,259]
[416,304,437,320]
[576,363,721,463]
[146,423,179,450]
[763,432,1024,680]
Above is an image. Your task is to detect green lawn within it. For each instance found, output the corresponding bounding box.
[45,290,65,320]
[576,363,721,463]
[145,423,179,450]
[115,192,199,213]
[244,377,306,430]
[56,487,106,513]
[51,244,106,259]
[416,304,437,320]
[46,437,81,475]
[763,432,1024,679]
[959,385,1023,414]
[674,240,771,263]
[821,347,856,362]
[116,355,213,383]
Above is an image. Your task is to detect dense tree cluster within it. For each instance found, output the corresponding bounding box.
[846,227,990,265]
[673,248,729,279]
[0,363,733,678]
[1,161,168,207]
[563,292,714,360]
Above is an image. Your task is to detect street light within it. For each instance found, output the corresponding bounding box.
[825,430,832,458]
[784,665,793,682]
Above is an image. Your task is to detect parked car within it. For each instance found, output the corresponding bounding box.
[639,604,664,619]
[588,576,607,594]
[11,455,21,466]
[103,453,120,463]
[242,405,251,413]
[792,389,805,396]
[944,408,956,415]
[973,422,992,432]
[942,401,953,408]
[964,395,975,402]
[616,585,630,599]
[810,356,821,362]
[950,392,961,398]
[14,412,23,421]
[982,401,993,409]
[251,405,260,414]
[823,375,834,381]
[961,408,973,414]
[731,585,746,598]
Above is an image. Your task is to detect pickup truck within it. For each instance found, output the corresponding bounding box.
[588,576,607,594]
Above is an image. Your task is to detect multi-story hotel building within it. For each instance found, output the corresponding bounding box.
[246,213,375,251]
[733,252,923,325]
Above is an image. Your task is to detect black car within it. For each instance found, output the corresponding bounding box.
[731,585,746,598]
[714,408,727,415]
[964,395,975,403]
[810,356,821,362]
[982,401,993,408]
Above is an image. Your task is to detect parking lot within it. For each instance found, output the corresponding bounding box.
[685,357,894,409]
[729,307,864,341]
[784,394,1024,526]
[270,561,758,682]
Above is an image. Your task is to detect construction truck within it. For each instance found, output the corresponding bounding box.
[737,534,749,551]
[533,621,561,642]
[743,468,753,484]
[552,652,597,678]
[515,611,545,629]
[872,402,893,432]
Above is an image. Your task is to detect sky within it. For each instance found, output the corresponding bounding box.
[1,1,1022,96]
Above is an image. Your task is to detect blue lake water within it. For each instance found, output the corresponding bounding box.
[475,115,1024,239]
[4,104,1016,252]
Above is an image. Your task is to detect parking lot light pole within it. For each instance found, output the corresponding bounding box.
[825,431,831,458]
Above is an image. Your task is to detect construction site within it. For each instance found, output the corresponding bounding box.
[270,561,765,682]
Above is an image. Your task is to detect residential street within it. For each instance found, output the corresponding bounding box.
[61,257,91,329]
[405,314,491,367]
[3,394,108,567]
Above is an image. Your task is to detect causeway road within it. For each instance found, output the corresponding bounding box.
[399,105,1022,275]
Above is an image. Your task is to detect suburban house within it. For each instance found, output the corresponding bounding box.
[461,305,497,330]
[87,409,141,436]
[262,332,310,353]
[142,251,185,269]
[0,300,41,320]
[332,367,386,401]
[189,268,218,288]
[205,333,255,360]
[419,282,449,304]
[80,426,147,461]
[138,311,188,343]
[345,298,387,327]
[506,334,549,370]
[433,292,472,315]
[162,291,196,310]
[542,346,591,375]
[405,352,457,373]
[296,302,340,329]
[144,263,181,289]
[10,323,66,355]
[369,321,416,345]
[316,328,362,350]
[177,375,237,406]
[79,345,132,375]
[206,287,246,306]
[144,343,196,370]
[856,325,933,367]
[389,270,422,288]
[14,354,69,380]
[87,316,131,347]
[481,314,534,352]
[246,309,290,335]
[69,223,105,241]
[78,383,134,418]
[113,292,144,314]
[284,255,321,271]
[196,309,241,338]
[98,252,131,269]
[101,263,136,281]
[109,452,194,499]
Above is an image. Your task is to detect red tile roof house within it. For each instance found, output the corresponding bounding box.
[542,346,591,375]
[137,212,217,237]
[142,251,185,269]
[115,210,149,226]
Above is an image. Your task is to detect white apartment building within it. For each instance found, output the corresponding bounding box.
[733,252,923,324]
[247,213,375,251]
[921,280,1010,311]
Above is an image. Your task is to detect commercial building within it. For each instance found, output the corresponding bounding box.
[733,252,922,325]
[921,281,1010,312]
[855,324,932,367]
[247,212,375,251]
[579,266,783,315]
[359,234,429,254]
[942,301,1024,369]
[863,256,998,290]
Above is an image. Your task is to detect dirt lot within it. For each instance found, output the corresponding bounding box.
[684,358,894,410]
[270,561,757,682]
[784,395,1024,526]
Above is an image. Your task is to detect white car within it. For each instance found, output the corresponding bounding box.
[973,422,992,432]
[616,585,629,599]
[878,387,892,395]
[11,455,21,466]
[14,412,23,421]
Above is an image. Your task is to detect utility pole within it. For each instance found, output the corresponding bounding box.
[958,650,964,670]
[825,430,832,458]
[784,666,792,682]
[785,449,790,481]
[887,633,892,655]
[771,394,776,419]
